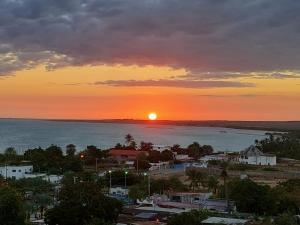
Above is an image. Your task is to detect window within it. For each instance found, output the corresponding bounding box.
[12,170,16,172]
[19,170,21,172]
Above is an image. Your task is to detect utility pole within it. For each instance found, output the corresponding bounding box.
[95,158,98,172]
[108,170,112,194]
[124,171,128,188]
[144,172,150,199]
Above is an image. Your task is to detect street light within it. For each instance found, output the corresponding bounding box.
[143,172,151,199]
[108,170,112,193]
[124,171,128,188]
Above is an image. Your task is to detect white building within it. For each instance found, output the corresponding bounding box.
[0,165,33,180]
[239,145,276,166]
[152,144,171,152]
[200,153,227,162]
[109,186,129,196]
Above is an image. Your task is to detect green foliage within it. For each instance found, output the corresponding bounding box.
[186,142,214,160]
[160,150,174,162]
[167,209,211,225]
[274,213,299,225]
[45,180,122,225]
[228,178,300,216]
[186,169,208,191]
[0,187,25,225]
[257,133,300,160]
[24,145,83,173]
[9,177,53,195]
[105,170,139,187]
[139,141,153,151]
[129,176,188,200]
[207,176,219,193]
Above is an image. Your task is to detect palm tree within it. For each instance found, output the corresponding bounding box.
[186,169,207,191]
[125,134,134,146]
[34,193,52,219]
[208,176,219,194]
[220,163,229,212]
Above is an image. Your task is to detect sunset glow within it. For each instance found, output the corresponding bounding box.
[0,1,299,121]
[148,113,157,121]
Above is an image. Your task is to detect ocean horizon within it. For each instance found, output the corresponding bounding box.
[0,118,267,154]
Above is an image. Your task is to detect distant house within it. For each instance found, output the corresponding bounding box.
[109,186,129,196]
[152,192,235,213]
[168,192,212,204]
[200,153,228,162]
[201,217,249,225]
[0,165,33,180]
[109,149,149,163]
[239,145,276,166]
[152,145,171,152]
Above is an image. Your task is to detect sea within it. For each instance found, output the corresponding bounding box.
[0,119,267,154]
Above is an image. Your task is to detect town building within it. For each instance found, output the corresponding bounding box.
[109,149,149,164]
[239,145,276,166]
[168,192,212,204]
[0,165,33,180]
[109,186,129,196]
[152,145,171,152]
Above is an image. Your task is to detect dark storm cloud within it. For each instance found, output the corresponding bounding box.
[96,79,255,89]
[1,0,300,76]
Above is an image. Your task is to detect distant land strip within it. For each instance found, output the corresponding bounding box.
[1,118,300,132]
[47,119,300,132]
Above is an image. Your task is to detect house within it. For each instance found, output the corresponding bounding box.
[109,186,129,196]
[151,192,235,213]
[174,154,193,162]
[149,161,170,171]
[168,192,212,204]
[0,165,33,180]
[109,149,149,163]
[200,153,228,162]
[239,145,276,166]
[201,217,249,225]
[200,199,236,213]
[152,145,171,152]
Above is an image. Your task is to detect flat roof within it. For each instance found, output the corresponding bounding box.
[202,217,248,224]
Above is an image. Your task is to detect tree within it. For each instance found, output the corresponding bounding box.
[134,159,151,171]
[148,150,161,163]
[160,150,174,162]
[0,187,25,225]
[167,210,210,225]
[207,176,219,194]
[125,134,134,146]
[186,169,207,191]
[139,142,153,151]
[4,147,17,162]
[66,144,76,156]
[274,213,299,225]
[187,142,203,159]
[45,180,122,225]
[228,178,277,215]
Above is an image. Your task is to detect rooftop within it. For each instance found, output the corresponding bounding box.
[202,217,249,225]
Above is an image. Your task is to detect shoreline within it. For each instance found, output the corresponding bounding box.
[1,117,300,132]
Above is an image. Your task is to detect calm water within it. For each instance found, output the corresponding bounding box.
[0,119,267,154]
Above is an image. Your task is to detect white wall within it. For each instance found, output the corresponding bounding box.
[0,165,33,180]
[109,186,129,196]
[239,155,276,166]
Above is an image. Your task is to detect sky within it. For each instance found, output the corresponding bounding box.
[0,0,300,120]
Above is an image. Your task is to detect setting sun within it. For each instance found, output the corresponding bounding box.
[148,113,157,120]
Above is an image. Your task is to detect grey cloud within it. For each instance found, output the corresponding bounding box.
[95,79,255,89]
[1,0,300,76]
